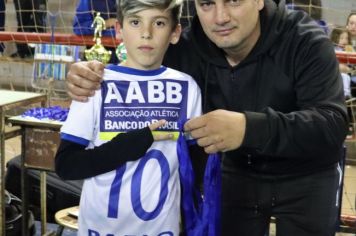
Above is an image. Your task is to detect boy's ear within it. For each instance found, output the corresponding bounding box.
[170,24,182,45]
[115,21,123,41]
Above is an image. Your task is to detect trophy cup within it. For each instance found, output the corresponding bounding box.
[85,12,112,64]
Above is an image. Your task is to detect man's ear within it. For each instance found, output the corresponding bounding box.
[115,21,123,41]
[170,24,182,45]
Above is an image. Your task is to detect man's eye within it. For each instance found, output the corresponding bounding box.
[229,0,242,6]
[199,1,214,10]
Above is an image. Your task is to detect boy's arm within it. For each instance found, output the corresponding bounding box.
[55,127,153,180]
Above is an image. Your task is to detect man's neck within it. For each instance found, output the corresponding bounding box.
[225,48,249,67]
[224,21,261,67]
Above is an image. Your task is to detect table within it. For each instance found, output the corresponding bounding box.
[0,89,47,236]
[7,115,62,236]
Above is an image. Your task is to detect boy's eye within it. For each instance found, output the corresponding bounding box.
[154,20,166,27]
[129,20,140,26]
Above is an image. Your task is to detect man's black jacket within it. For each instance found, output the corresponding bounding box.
[164,0,348,175]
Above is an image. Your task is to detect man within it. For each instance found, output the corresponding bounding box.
[67,0,348,235]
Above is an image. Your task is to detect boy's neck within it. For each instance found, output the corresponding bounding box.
[119,61,162,71]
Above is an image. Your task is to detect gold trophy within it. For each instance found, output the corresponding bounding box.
[85,12,112,64]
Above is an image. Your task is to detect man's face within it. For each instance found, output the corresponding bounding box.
[195,0,264,53]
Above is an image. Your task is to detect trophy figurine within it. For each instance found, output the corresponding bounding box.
[85,12,112,64]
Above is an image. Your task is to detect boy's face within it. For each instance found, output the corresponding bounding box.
[116,8,181,70]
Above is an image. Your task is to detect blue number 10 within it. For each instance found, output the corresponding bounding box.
[107,149,170,221]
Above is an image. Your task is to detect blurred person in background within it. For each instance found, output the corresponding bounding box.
[346,12,356,50]
[345,13,356,97]
[13,0,47,58]
[330,27,352,99]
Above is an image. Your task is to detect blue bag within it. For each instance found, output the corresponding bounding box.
[177,121,221,236]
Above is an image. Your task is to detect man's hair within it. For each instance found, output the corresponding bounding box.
[117,0,183,29]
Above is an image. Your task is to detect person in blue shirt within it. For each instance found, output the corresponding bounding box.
[73,0,117,37]
[73,0,118,63]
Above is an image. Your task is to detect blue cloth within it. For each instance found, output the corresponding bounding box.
[73,0,116,37]
[22,106,69,121]
[177,120,221,236]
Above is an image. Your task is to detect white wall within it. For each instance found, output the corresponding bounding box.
[321,0,356,27]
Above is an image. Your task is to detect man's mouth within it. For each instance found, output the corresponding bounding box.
[214,27,235,36]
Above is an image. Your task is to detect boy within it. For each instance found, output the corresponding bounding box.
[55,0,202,235]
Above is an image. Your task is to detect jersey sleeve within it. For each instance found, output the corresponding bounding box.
[60,92,100,146]
[187,78,202,119]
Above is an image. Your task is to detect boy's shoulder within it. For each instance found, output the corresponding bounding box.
[103,65,198,85]
[164,67,197,85]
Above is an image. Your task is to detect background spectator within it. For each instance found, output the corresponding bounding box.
[13,0,47,58]
[346,12,356,51]
[330,27,353,98]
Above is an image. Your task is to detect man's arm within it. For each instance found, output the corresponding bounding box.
[185,41,348,157]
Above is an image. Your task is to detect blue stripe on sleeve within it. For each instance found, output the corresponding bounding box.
[61,133,90,146]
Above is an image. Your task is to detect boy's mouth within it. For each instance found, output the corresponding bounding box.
[138,46,154,52]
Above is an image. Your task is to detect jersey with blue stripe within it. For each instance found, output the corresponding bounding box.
[60,65,202,236]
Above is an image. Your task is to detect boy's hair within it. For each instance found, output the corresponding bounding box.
[117,0,183,29]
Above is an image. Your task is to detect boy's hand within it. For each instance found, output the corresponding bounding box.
[66,61,105,102]
[149,120,174,141]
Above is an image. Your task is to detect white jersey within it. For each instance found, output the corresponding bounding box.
[61,65,202,236]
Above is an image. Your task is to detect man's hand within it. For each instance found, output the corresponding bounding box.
[105,18,118,28]
[66,61,105,102]
[149,120,174,141]
[184,110,246,154]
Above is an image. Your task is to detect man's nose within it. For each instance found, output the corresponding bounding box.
[215,4,231,24]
